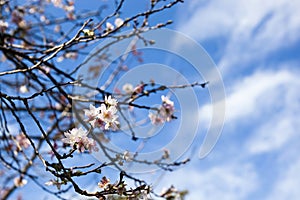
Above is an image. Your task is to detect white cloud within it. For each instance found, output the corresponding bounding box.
[266,159,300,200]
[155,67,300,199]
[157,162,258,200]
[200,68,299,125]
[225,69,298,122]
[177,0,300,74]
[174,2,300,199]
[247,115,299,154]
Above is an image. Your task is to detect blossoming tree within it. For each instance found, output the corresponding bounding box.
[0,0,208,199]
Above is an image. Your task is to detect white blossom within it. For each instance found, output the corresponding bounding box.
[161,95,174,107]
[84,104,100,122]
[82,29,95,37]
[62,127,98,153]
[98,176,110,188]
[84,97,119,130]
[159,95,175,122]
[123,150,132,162]
[106,22,114,31]
[98,104,119,130]
[148,112,164,125]
[63,5,75,12]
[51,0,62,7]
[45,179,62,190]
[122,83,134,94]
[15,133,30,149]
[114,18,124,28]
[149,95,175,125]
[105,95,118,107]
[14,177,27,187]
[19,85,29,93]
[0,20,8,31]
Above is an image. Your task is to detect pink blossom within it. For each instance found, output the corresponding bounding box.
[0,20,8,32]
[98,104,119,130]
[149,95,175,125]
[15,133,30,149]
[84,104,100,122]
[122,83,134,94]
[114,18,124,28]
[84,96,119,130]
[45,179,62,190]
[159,95,175,122]
[14,177,27,187]
[62,127,98,153]
[106,22,114,31]
[105,95,118,107]
[148,112,164,125]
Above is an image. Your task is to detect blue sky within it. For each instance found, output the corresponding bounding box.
[4,0,300,199]
[155,0,300,199]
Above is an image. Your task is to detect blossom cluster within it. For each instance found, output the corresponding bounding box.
[149,95,175,125]
[62,127,98,153]
[106,18,124,31]
[14,177,27,188]
[15,133,30,150]
[61,96,119,153]
[0,20,8,32]
[84,96,120,130]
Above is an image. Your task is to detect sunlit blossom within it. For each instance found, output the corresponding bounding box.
[14,177,27,187]
[15,133,30,149]
[149,95,175,125]
[114,18,124,27]
[0,20,8,31]
[45,179,62,190]
[19,85,29,93]
[98,104,119,130]
[62,127,98,153]
[84,104,100,122]
[98,176,110,188]
[106,22,114,31]
[105,95,118,107]
[122,83,134,94]
[148,112,164,125]
[84,97,119,130]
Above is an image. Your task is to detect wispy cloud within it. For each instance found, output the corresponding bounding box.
[199,67,299,127]
[157,162,259,200]
[169,1,300,199]
[177,0,300,75]
[266,159,300,200]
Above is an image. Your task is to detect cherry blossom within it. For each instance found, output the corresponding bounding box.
[84,104,100,122]
[82,29,95,37]
[133,83,144,94]
[149,95,175,125]
[14,177,27,187]
[122,83,134,94]
[115,151,133,166]
[161,95,174,107]
[15,133,30,149]
[62,127,98,153]
[114,18,124,28]
[84,96,119,130]
[148,112,164,125]
[98,176,110,189]
[98,104,119,130]
[45,179,62,190]
[51,0,63,8]
[19,85,29,93]
[123,151,132,162]
[106,22,114,31]
[159,95,175,122]
[105,95,118,107]
[0,20,8,32]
